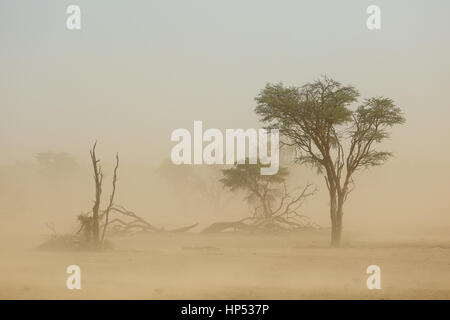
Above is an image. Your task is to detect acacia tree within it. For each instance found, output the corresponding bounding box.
[221,161,288,219]
[220,160,316,231]
[255,76,405,247]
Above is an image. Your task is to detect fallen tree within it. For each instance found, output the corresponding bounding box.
[202,216,319,233]
[103,205,199,235]
[202,159,320,234]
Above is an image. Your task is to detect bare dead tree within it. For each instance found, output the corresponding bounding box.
[89,141,103,245]
[39,142,198,251]
[254,182,317,229]
[101,152,119,243]
[248,183,319,232]
[78,149,198,239]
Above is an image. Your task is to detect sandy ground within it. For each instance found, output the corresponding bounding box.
[1,229,450,299]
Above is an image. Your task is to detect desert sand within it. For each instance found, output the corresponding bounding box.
[1,228,450,300]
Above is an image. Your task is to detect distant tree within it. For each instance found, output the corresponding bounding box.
[255,76,405,246]
[157,159,232,214]
[36,152,78,180]
[156,159,202,192]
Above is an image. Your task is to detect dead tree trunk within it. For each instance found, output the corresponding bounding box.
[101,153,119,243]
[90,142,103,246]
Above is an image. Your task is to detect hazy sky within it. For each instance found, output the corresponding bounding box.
[1,0,449,165]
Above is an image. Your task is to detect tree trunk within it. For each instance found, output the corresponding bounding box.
[331,197,344,247]
[330,194,338,247]
[92,202,100,244]
[325,167,345,247]
[90,142,102,246]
